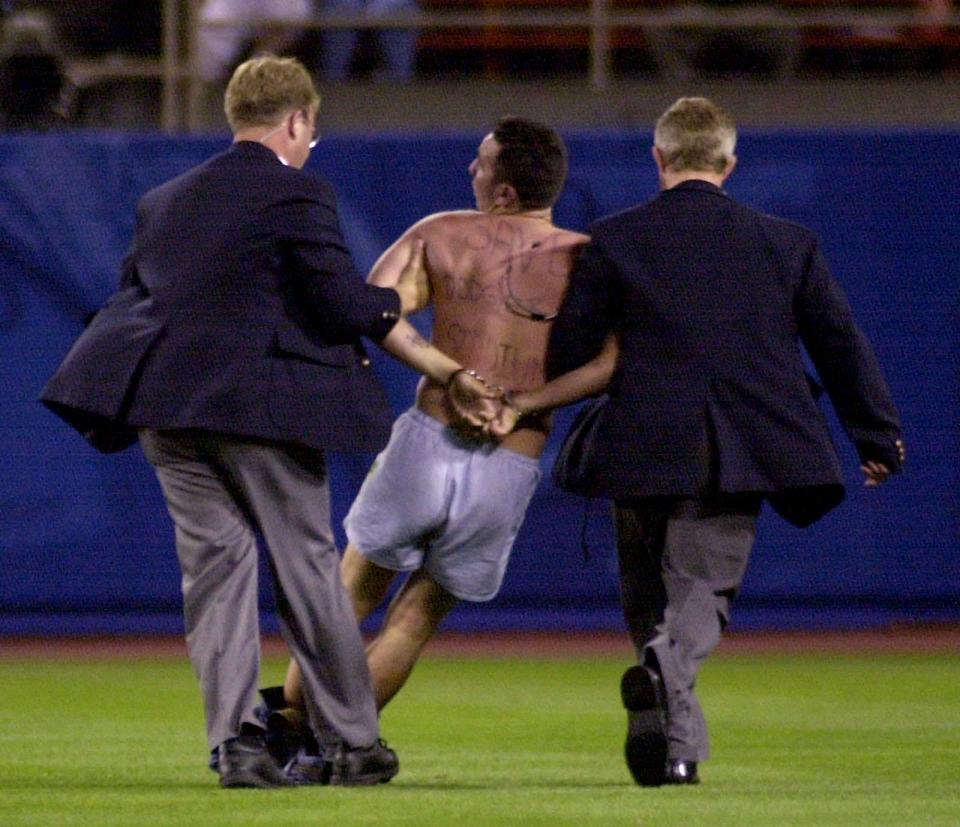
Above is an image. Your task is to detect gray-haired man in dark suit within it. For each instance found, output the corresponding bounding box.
[547,97,904,786]
[42,55,492,789]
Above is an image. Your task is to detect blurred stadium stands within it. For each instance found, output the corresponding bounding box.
[1,0,959,131]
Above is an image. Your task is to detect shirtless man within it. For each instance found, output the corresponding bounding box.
[274,119,614,776]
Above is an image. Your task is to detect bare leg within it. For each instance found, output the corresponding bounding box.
[283,544,397,709]
[341,543,400,623]
[366,569,458,709]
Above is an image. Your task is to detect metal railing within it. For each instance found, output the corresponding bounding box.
[62,0,960,132]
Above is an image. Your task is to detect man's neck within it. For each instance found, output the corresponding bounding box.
[488,205,554,223]
[660,170,726,190]
[233,130,290,166]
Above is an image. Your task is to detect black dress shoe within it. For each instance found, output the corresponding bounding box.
[217,734,296,788]
[665,759,699,785]
[328,739,399,786]
[209,688,294,774]
[620,665,668,787]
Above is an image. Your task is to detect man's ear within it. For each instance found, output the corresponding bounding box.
[494,182,519,209]
[651,145,666,176]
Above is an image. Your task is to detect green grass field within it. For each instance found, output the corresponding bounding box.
[1,650,958,826]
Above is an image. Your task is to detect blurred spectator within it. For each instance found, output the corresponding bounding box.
[817,0,956,76]
[197,0,419,85]
[197,0,313,83]
[852,0,952,39]
[319,0,418,82]
[0,9,73,129]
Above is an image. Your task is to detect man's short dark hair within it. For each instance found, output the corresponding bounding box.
[492,117,568,210]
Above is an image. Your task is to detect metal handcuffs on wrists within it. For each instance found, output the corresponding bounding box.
[445,367,482,388]
[502,390,528,419]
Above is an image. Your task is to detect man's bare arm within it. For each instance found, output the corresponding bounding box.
[488,333,619,438]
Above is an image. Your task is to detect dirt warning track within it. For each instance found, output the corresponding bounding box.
[1,625,958,661]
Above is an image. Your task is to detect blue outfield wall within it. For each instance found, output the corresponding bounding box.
[0,129,957,636]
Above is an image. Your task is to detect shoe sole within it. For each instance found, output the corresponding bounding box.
[329,765,399,786]
[666,767,700,785]
[620,665,667,787]
[329,767,400,787]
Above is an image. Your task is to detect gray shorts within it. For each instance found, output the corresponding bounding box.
[344,407,542,601]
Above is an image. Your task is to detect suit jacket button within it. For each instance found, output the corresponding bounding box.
[360,357,371,367]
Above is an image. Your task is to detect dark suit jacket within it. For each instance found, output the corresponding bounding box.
[547,180,903,526]
[42,141,401,453]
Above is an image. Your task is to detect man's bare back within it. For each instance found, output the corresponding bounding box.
[368,209,588,457]
[275,117,613,743]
